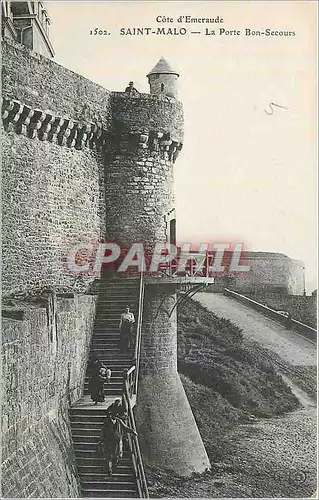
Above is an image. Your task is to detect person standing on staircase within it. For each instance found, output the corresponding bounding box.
[88,357,111,405]
[98,414,137,475]
[106,398,125,418]
[119,306,135,352]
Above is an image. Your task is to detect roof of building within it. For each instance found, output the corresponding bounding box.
[147,57,179,77]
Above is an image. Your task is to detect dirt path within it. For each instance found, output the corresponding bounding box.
[191,292,317,497]
[194,293,316,366]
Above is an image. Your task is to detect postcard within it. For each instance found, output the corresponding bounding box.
[1,1,317,499]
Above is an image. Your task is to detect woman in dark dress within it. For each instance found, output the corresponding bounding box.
[87,357,111,405]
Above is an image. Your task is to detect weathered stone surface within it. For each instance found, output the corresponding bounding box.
[1,295,96,498]
[2,131,106,295]
[104,150,175,247]
[2,39,112,129]
[135,286,211,475]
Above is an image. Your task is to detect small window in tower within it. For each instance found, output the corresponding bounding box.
[161,83,164,92]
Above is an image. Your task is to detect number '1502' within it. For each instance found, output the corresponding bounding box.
[90,28,110,35]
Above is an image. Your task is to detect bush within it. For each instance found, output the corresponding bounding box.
[177,297,300,459]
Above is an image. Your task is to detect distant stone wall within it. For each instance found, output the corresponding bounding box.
[1,295,96,498]
[228,252,304,295]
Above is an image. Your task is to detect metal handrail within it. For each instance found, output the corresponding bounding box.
[134,256,145,395]
[123,369,149,498]
[224,288,317,341]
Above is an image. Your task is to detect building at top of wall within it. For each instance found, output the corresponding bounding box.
[147,56,180,99]
[211,250,305,295]
[1,0,54,58]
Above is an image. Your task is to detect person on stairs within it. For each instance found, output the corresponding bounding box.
[119,306,135,352]
[97,414,137,475]
[88,356,111,405]
[106,398,125,418]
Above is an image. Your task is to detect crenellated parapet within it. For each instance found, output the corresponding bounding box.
[2,97,183,161]
[113,129,183,163]
[1,97,109,151]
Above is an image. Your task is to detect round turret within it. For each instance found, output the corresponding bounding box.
[147,57,179,99]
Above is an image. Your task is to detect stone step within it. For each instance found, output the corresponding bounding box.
[84,378,124,386]
[75,449,132,458]
[99,286,139,290]
[70,409,113,418]
[87,359,130,365]
[71,419,106,426]
[95,318,122,323]
[86,363,132,369]
[89,346,122,352]
[84,375,123,382]
[83,382,123,389]
[90,341,119,347]
[76,457,132,466]
[71,420,105,428]
[82,488,138,497]
[70,410,125,421]
[88,351,134,359]
[96,304,138,310]
[73,436,101,445]
[81,481,136,490]
[84,377,123,384]
[80,472,134,482]
[94,314,136,319]
[97,291,139,296]
[96,299,138,305]
[94,322,125,327]
[72,428,101,436]
[97,299,138,304]
[83,388,123,396]
[83,388,122,396]
[92,329,120,334]
[85,369,126,376]
[78,464,134,474]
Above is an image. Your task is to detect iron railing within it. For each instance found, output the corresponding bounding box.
[145,250,214,279]
[123,367,149,498]
[119,257,148,498]
[134,261,145,395]
[224,288,317,342]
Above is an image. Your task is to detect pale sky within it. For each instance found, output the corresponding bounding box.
[46,1,317,292]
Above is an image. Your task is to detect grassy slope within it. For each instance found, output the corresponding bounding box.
[146,296,300,496]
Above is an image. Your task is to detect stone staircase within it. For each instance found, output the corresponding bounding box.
[71,408,137,498]
[70,277,141,498]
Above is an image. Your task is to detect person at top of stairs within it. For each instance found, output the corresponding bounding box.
[119,306,135,352]
[87,356,111,405]
[98,414,137,475]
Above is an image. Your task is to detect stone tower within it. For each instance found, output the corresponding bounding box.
[107,60,211,475]
[147,56,179,99]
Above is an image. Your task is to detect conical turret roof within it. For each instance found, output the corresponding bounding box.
[147,57,179,77]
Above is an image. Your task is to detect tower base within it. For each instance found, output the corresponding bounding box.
[135,371,211,476]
